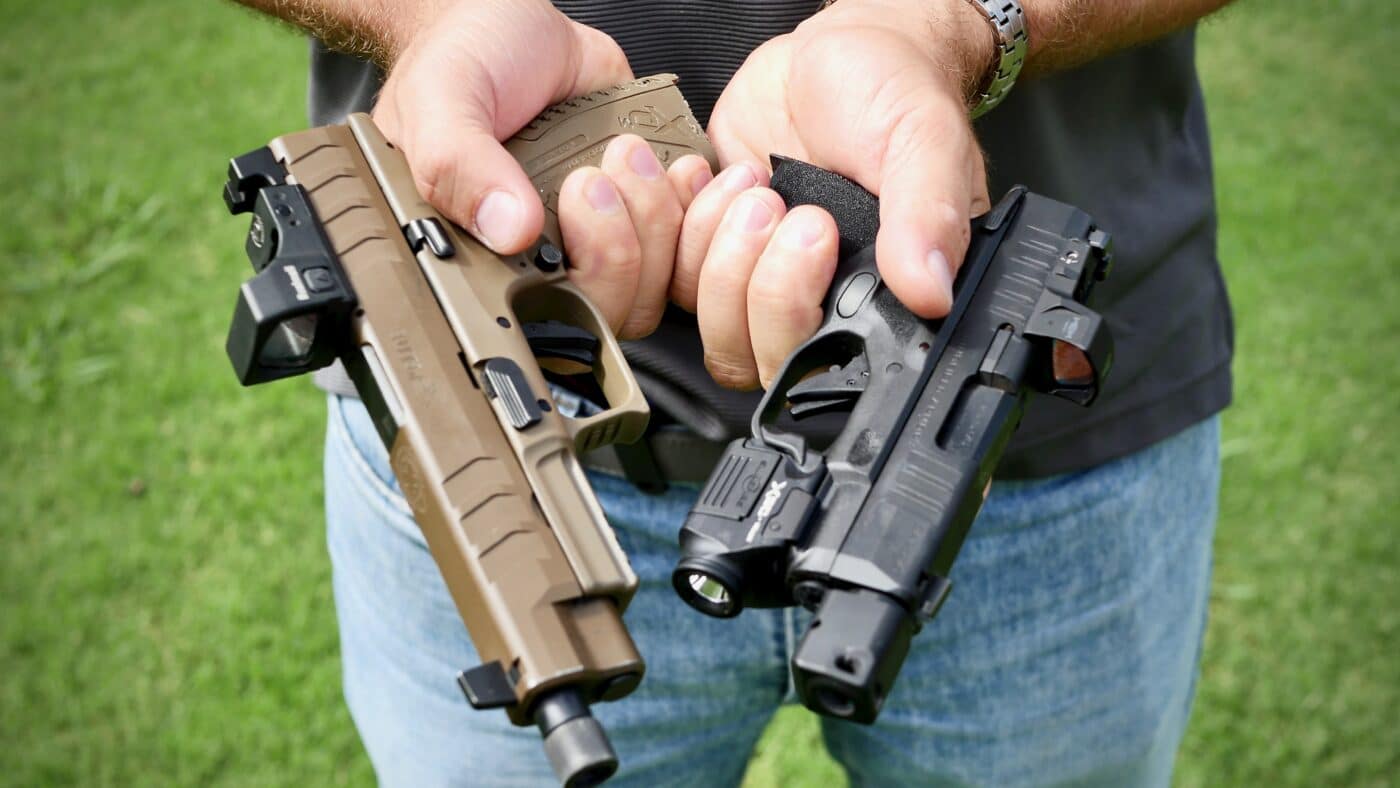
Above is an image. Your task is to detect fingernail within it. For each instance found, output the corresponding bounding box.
[721,163,758,191]
[473,190,522,252]
[925,248,954,297]
[729,194,774,233]
[690,168,713,198]
[627,144,663,179]
[585,174,623,214]
[779,211,824,249]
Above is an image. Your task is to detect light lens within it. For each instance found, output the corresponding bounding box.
[687,572,731,607]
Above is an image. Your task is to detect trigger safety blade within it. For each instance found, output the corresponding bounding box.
[785,356,869,419]
[524,320,599,369]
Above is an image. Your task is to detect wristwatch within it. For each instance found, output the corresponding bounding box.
[816,0,1028,119]
[963,0,1028,118]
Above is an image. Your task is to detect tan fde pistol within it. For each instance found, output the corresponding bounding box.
[221,75,717,786]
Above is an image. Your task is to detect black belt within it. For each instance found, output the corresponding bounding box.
[580,429,727,492]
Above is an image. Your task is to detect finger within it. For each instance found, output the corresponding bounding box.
[706,39,801,169]
[383,93,546,256]
[969,143,992,217]
[600,135,684,339]
[782,32,980,318]
[557,166,643,334]
[872,93,980,318]
[371,7,632,258]
[707,113,781,176]
[696,187,788,389]
[666,154,715,209]
[672,162,768,311]
[565,20,635,95]
[747,206,840,388]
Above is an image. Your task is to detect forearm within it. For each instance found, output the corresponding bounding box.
[821,0,1232,101]
[230,0,451,65]
[1021,0,1234,76]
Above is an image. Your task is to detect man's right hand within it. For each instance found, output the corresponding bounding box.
[369,0,713,340]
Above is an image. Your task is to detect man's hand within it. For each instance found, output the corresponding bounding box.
[671,0,995,389]
[235,0,1230,363]
[238,0,718,340]
[369,0,716,339]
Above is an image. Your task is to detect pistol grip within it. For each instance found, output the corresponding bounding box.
[508,74,719,248]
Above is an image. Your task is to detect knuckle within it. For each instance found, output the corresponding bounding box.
[970,193,992,216]
[927,199,970,251]
[787,202,835,226]
[748,276,807,322]
[674,236,708,287]
[601,134,639,166]
[597,236,642,278]
[704,352,759,390]
[627,185,683,228]
[589,32,632,76]
[410,146,460,211]
[669,153,708,175]
[557,169,603,223]
[692,171,743,215]
[927,198,963,230]
[714,189,780,244]
[703,263,756,304]
[668,269,701,312]
[618,305,665,340]
[568,207,642,280]
[560,165,603,197]
[746,186,784,211]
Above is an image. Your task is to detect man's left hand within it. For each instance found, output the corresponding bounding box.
[672,0,995,389]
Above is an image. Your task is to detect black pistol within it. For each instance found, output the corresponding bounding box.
[672,157,1114,724]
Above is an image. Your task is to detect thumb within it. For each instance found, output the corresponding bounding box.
[408,108,546,255]
[372,54,545,255]
[565,20,635,95]
[373,6,633,255]
[375,51,548,256]
[873,93,983,318]
[783,29,984,318]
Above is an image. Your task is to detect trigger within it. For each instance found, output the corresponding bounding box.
[786,355,869,419]
[524,320,598,369]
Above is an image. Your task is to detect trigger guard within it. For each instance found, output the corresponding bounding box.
[752,331,869,462]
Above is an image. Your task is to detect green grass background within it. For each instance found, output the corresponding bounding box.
[1,0,1395,784]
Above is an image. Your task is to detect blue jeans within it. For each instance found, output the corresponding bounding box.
[324,395,1220,787]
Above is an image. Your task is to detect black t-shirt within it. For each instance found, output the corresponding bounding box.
[307,0,1232,479]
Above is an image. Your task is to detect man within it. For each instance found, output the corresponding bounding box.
[232,0,1235,784]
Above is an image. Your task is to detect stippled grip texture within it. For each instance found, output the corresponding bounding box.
[506,74,718,247]
[768,154,880,255]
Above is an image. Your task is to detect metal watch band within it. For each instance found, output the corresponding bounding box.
[817,0,1027,118]
[966,0,1028,118]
